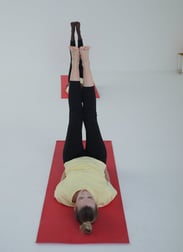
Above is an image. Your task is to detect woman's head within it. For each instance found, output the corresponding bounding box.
[74,190,98,234]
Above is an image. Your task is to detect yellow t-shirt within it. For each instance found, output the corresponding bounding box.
[54,156,117,207]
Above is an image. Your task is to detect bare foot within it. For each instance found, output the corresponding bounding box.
[80,46,90,65]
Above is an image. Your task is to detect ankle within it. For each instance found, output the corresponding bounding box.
[83,81,94,87]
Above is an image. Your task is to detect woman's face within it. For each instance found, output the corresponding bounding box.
[75,190,96,210]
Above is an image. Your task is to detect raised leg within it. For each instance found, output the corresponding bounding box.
[80,47,107,163]
[76,22,84,79]
[63,47,84,162]
[68,22,84,90]
[68,22,76,82]
[80,46,94,87]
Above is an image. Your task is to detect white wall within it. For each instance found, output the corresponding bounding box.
[1,0,182,133]
[0,2,183,252]
[0,0,183,76]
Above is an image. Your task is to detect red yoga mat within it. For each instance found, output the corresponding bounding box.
[36,140,129,244]
[61,75,100,99]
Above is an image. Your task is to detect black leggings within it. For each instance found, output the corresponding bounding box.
[63,82,107,163]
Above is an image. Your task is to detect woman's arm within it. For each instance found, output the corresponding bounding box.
[60,171,66,181]
[104,168,111,182]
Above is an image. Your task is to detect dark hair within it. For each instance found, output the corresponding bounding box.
[75,205,98,234]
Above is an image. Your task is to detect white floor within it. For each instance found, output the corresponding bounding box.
[0,68,183,252]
